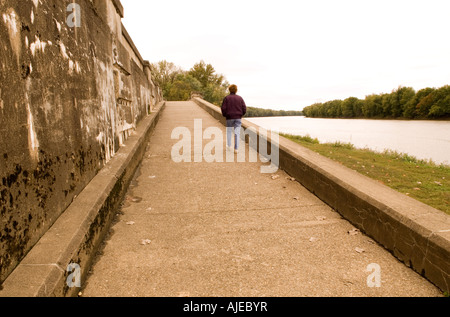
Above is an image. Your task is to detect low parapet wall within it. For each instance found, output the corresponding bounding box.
[193,97,450,293]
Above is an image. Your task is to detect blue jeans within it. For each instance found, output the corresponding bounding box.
[226,119,242,150]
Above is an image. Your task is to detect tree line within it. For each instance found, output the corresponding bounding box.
[246,107,303,118]
[150,60,304,117]
[302,85,450,120]
[150,60,229,106]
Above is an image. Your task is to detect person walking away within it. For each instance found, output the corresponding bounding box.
[221,85,247,154]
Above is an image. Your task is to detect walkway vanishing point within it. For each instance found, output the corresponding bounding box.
[80,100,444,297]
[1,99,447,297]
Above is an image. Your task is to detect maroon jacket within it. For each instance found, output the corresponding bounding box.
[221,93,247,120]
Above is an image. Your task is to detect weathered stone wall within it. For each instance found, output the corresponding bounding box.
[0,0,162,284]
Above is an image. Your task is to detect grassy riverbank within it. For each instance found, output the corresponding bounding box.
[281,134,450,215]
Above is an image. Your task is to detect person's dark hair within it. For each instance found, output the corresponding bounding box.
[229,85,238,94]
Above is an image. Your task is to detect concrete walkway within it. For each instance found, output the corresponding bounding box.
[81,101,441,297]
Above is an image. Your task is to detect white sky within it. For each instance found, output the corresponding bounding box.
[122,0,450,110]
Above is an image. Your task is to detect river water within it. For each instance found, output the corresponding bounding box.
[246,116,450,166]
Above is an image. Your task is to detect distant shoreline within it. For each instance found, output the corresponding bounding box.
[247,114,450,121]
[245,106,303,118]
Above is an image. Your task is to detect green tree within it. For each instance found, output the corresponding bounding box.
[428,85,450,118]
[150,60,229,105]
[302,84,450,120]
[189,61,224,88]
[188,60,228,105]
[150,60,182,97]
[416,88,436,118]
[302,105,312,117]
[388,90,402,118]
[202,81,229,106]
[381,93,392,118]
[303,103,323,118]
[396,86,416,118]
[245,107,303,117]
[342,97,360,118]
[353,98,364,117]
[363,94,383,118]
[334,99,343,117]
[166,73,202,101]
[325,100,337,117]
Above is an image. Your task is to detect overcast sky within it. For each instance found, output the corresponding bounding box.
[122,0,450,111]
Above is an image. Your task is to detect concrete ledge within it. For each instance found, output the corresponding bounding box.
[193,97,450,293]
[0,101,166,297]
[112,0,124,18]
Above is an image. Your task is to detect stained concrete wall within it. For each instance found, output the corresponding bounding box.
[0,0,162,284]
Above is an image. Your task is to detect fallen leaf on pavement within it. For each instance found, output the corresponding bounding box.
[130,196,142,203]
[140,239,152,245]
[348,228,360,236]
